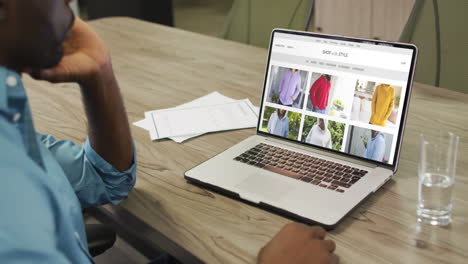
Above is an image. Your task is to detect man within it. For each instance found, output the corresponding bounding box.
[310,74,331,114]
[0,1,338,263]
[278,68,302,107]
[267,108,289,138]
[364,130,386,162]
[0,0,136,262]
[305,118,332,149]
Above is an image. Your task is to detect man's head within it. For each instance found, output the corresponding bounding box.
[324,74,331,82]
[0,0,74,71]
[318,118,326,130]
[371,129,379,138]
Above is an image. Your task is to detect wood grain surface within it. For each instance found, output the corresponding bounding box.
[24,17,468,264]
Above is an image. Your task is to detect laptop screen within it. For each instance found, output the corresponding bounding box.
[257,30,417,167]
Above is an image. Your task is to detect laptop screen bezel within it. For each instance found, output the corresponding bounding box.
[256,29,418,171]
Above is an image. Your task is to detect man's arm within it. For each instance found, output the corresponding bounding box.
[37,133,136,207]
[310,78,320,108]
[267,114,274,133]
[371,85,379,116]
[36,18,133,172]
[364,142,370,159]
[371,137,386,161]
[284,119,289,138]
[292,76,301,101]
[32,18,136,207]
[383,89,395,122]
[324,84,330,109]
[278,72,286,93]
[80,61,133,172]
[326,133,333,149]
[306,128,313,143]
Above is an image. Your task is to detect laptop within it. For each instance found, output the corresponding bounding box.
[185,29,418,229]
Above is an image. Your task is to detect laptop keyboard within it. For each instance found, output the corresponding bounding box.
[234,143,368,193]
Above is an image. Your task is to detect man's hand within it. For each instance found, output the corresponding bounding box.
[29,17,133,172]
[33,17,110,85]
[258,223,338,264]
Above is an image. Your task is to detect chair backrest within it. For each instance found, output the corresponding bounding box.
[223,0,313,48]
[86,0,174,26]
[400,0,468,93]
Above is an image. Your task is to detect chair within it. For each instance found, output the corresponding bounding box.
[86,223,116,257]
[83,208,117,257]
[85,0,174,26]
[222,0,314,48]
[400,0,468,93]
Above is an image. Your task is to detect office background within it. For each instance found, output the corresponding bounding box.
[74,0,468,94]
[66,1,467,263]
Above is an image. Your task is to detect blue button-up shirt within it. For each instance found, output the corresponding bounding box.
[364,132,386,162]
[0,67,137,263]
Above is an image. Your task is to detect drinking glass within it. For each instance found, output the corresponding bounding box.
[417,132,459,226]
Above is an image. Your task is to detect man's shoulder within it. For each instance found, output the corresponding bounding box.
[0,115,37,176]
[376,134,386,144]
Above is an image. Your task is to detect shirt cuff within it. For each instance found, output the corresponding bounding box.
[83,138,136,175]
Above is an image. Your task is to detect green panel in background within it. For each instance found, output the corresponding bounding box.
[223,0,250,44]
[402,0,438,89]
[249,0,311,47]
[438,1,468,93]
[223,0,312,48]
[402,0,468,93]
[223,0,468,93]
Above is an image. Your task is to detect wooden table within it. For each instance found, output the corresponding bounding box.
[25,17,468,264]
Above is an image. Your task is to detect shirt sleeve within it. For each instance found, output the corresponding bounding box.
[37,133,137,208]
[284,119,289,138]
[371,137,386,161]
[279,72,287,93]
[292,75,301,100]
[310,77,320,108]
[364,142,370,159]
[371,85,379,116]
[326,132,333,149]
[384,87,395,121]
[306,129,312,143]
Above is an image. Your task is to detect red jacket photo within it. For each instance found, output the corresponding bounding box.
[309,75,331,110]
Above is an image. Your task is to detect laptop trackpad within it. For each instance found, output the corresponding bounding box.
[235,173,292,203]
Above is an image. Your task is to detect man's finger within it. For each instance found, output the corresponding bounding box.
[323,239,336,253]
[37,66,71,84]
[329,253,340,264]
[309,226,326,239]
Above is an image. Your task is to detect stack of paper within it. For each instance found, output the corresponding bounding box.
[134,92,260,143]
